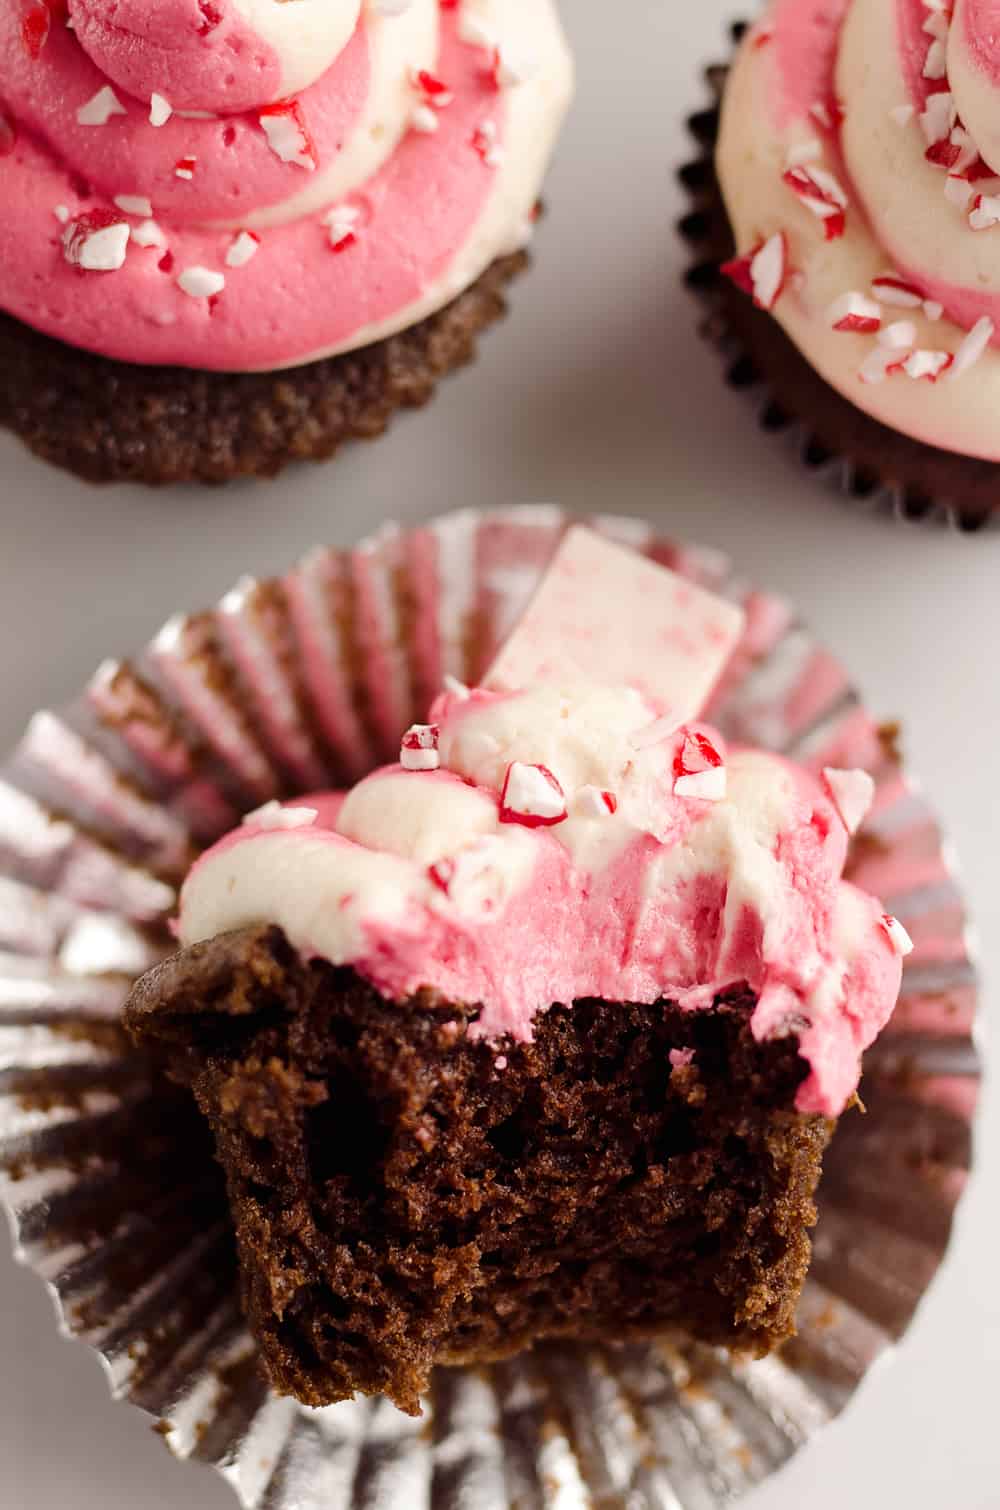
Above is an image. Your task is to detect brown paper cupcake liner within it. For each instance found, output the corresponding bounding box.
[679,23,1000,532]
[0,507,981,1508]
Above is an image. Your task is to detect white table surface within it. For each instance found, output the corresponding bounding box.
[2,4,996,1507]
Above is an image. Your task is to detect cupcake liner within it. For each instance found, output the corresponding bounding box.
[0,507,980,1508]
[679,23,1000,533]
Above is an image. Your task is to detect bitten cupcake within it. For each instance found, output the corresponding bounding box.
[683,0,1000,528]
[0,0,572,484]
[124,526,906,1415]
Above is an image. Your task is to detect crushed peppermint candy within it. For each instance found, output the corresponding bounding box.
[969,192,1000,229]
[177,265,225,298]
[890,103,915,127]
[808,99,843,131]
[782,164,847,239]
[174,155,197,180]
[721,231,789,312]
[260,101,317,170]
[673,731,726,802]
[225,230,260,268]
[923,299,944,321]
[880,913,914,957]
[919,90,956,146]
[409,103,440,134]
[822,767,875,836]
[870,273,924,308]
[400,724,441,771]
[879,319,917,349]
[491,44,538,88]
[923,37,947,79]
[499,762,567,827]
[575,785,618,817]
[412,69,453,107]
[114,194,153,218]
[130,218,167,249]
[241,801,318,830]
[62,211,129,271]
[324,203,360,251]
[945,174,974,210]
[785,137,823,168]
[471,119,502,166]
[902,348,953,380]
[828,291,881,333]
[948,315,995,379]
[149,92,173,127]
[77,86,126,127]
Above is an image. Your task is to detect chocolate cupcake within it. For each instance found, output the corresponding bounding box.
[123,524,907,1415]
[0,0,573,485]
[682,2,1000,530]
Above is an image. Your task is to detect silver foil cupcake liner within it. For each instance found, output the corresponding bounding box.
[0,506,980,1508]
[680,21,1000,533]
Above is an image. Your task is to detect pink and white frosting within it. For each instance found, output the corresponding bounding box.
[717,0,1000,461]
[179,676,906,1118]
[0,0,572,371]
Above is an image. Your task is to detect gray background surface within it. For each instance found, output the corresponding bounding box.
[2,4,996,1506]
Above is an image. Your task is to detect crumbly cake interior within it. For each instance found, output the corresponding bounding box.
[126,925,830,1416]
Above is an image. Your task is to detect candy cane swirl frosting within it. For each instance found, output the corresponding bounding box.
[179,680,905,1118]
[718,0,1000,460]
[0,0,572,371]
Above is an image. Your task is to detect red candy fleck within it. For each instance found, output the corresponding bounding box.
[722,232,789,312]
[782,165,848,240]
[414,69,452,104]
[21,2,51,58]
[428,858,455,894]
[925,138,961,169]
[197,0,222,34]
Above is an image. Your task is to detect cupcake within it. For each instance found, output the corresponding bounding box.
[0,0,573,485]
[683,1,1000,529]
[123,524,907,1416]
[0,509,977,1499]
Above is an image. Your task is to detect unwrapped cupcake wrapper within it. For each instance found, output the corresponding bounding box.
[680,22,1000,533]
[0,506,980,1509]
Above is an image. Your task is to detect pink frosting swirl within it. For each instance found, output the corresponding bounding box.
[0,0,572,371]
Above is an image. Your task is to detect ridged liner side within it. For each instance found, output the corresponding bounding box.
[0,507,980,1508]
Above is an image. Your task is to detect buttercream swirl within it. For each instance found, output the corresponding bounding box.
[718,0,1000,460]
[0,0,572,370]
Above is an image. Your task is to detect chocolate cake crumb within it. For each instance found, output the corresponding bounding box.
[0,250,526,488]
[126,925,831,1416]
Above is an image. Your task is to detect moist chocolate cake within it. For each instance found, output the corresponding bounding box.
[122,528,907,1414]
[0,252,525,488]
[125,924,830,1416]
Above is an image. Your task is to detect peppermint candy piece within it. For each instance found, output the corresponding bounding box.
[499,762,567,827]
[400,724,440,771]
[822,767,875,836]
[62,211,129,271]
[242,801,318,830]
[673,731,726,802]
[881,913,914,957]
